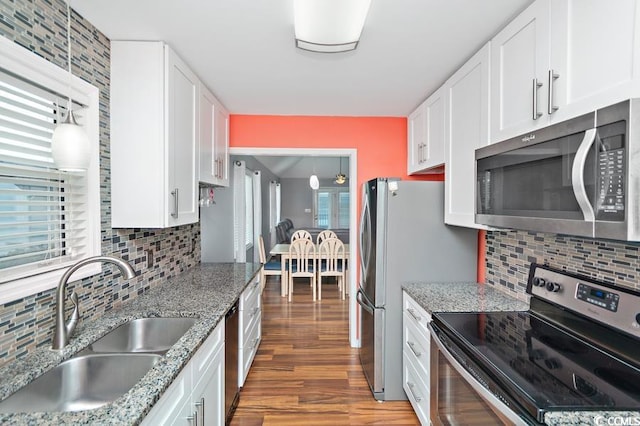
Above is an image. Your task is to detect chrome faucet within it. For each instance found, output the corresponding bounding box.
[52,255,136,350]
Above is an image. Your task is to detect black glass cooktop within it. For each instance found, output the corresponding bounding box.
[432,309,640,418]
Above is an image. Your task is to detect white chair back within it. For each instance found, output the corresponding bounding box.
[287,238,316,302]
[290,229,312,242]
[316,229,338,244]
[317,237,346,300]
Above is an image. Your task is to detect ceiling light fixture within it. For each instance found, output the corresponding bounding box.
[335,157,346,185]
[294,0,372,53]
[51,0,90,172]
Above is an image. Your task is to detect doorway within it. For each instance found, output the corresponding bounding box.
[230,147,359,348]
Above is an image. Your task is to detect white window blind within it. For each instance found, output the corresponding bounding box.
[0,68,89,284]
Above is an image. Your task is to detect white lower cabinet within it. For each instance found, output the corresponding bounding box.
[142,321,225,426]
[239,276,262,387]
[402,291,431,425]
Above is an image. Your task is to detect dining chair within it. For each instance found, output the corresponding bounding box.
[290,229,312,242]
[258,235,282,290]
[316,229,338,245]
[287,238,316,302]
[317,237,346,300]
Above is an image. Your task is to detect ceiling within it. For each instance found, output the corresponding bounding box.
[70,0,533,117]
[249,155,349,179]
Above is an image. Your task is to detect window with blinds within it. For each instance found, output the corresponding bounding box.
[0,69,89,284]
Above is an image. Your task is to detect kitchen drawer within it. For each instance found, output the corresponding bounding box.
[239,310,261,386]
[240,296,260,339]
[403,311,430,382]
[240,277,261,309]
[191,320,224,380]
[403,351,430,425]
[240,278,261,337]
[403,292,431,333]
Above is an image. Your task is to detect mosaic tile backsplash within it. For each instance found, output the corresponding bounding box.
[0,0,201,367]
[485,230,640,300]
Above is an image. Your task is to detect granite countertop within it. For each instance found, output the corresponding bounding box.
[402,281,529,313]
[402,282,640,425]
[0,262,261,425]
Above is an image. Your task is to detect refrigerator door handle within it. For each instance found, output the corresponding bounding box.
[357,289,375,315]
[359,188,371,278]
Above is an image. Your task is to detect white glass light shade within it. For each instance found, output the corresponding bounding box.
[294,0,372,53]
[51,110,90,172]
[309,174,320,190]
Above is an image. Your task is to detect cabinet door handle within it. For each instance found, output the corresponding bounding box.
[407,341,422,358]
[186,410,198,425]
[195,397,204,426]
[406,308,421,322]
[407,382,422,402]
[532,78,543,120]
[548,69,559,114]
[171,188,179,218]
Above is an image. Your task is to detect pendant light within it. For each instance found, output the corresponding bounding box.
[309,158,319,190]
[51,0,90,172]
[335,157,346,185]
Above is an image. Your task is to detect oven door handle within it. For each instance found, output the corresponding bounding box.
[428,324,528,426]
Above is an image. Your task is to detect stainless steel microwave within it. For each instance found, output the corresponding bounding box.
[475,99,639,241]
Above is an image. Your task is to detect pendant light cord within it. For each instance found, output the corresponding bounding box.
[66,0,72,110]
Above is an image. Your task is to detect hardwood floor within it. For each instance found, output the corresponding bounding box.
[231,277,420,426]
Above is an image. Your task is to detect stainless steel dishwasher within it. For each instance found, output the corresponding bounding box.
[225,301,239,425]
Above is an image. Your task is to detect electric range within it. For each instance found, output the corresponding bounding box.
[430,264,640,424]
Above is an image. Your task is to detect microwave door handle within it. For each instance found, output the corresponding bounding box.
[428,324,528,426]
[571,128,597,222]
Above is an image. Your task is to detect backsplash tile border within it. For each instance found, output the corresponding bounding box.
[485,230,640,300]
[0,0,201,367]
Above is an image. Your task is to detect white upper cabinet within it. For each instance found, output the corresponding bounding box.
[444,43,491,228]
[408,86,445,174]
[111,41,199,228]
[490,0,551,143]
[549,0,640,123]
[199,84,230,187]
[491,0,640,143]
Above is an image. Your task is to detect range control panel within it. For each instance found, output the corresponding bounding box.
[527,264,640,339]
[576,283,620,312]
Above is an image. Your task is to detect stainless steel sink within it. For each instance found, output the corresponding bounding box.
[85,317,197,354]
[0,353,161,413]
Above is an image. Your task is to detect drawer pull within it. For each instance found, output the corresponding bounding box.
[407,341,422,358]
[407,308,421,322]
[407,382,422,402]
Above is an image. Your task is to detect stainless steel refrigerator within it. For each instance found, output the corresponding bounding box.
[356,178,478,400]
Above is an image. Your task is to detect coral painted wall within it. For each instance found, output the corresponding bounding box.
[229,115,443,184]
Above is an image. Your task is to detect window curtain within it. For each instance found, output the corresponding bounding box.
[268,181,281,250]
[252,170,262,262]
[233,160,246,262]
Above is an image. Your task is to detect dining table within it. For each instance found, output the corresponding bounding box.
[269,243,350,297]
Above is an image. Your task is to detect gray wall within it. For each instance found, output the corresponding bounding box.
[201,155,279,262]
[0,0,200,368]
